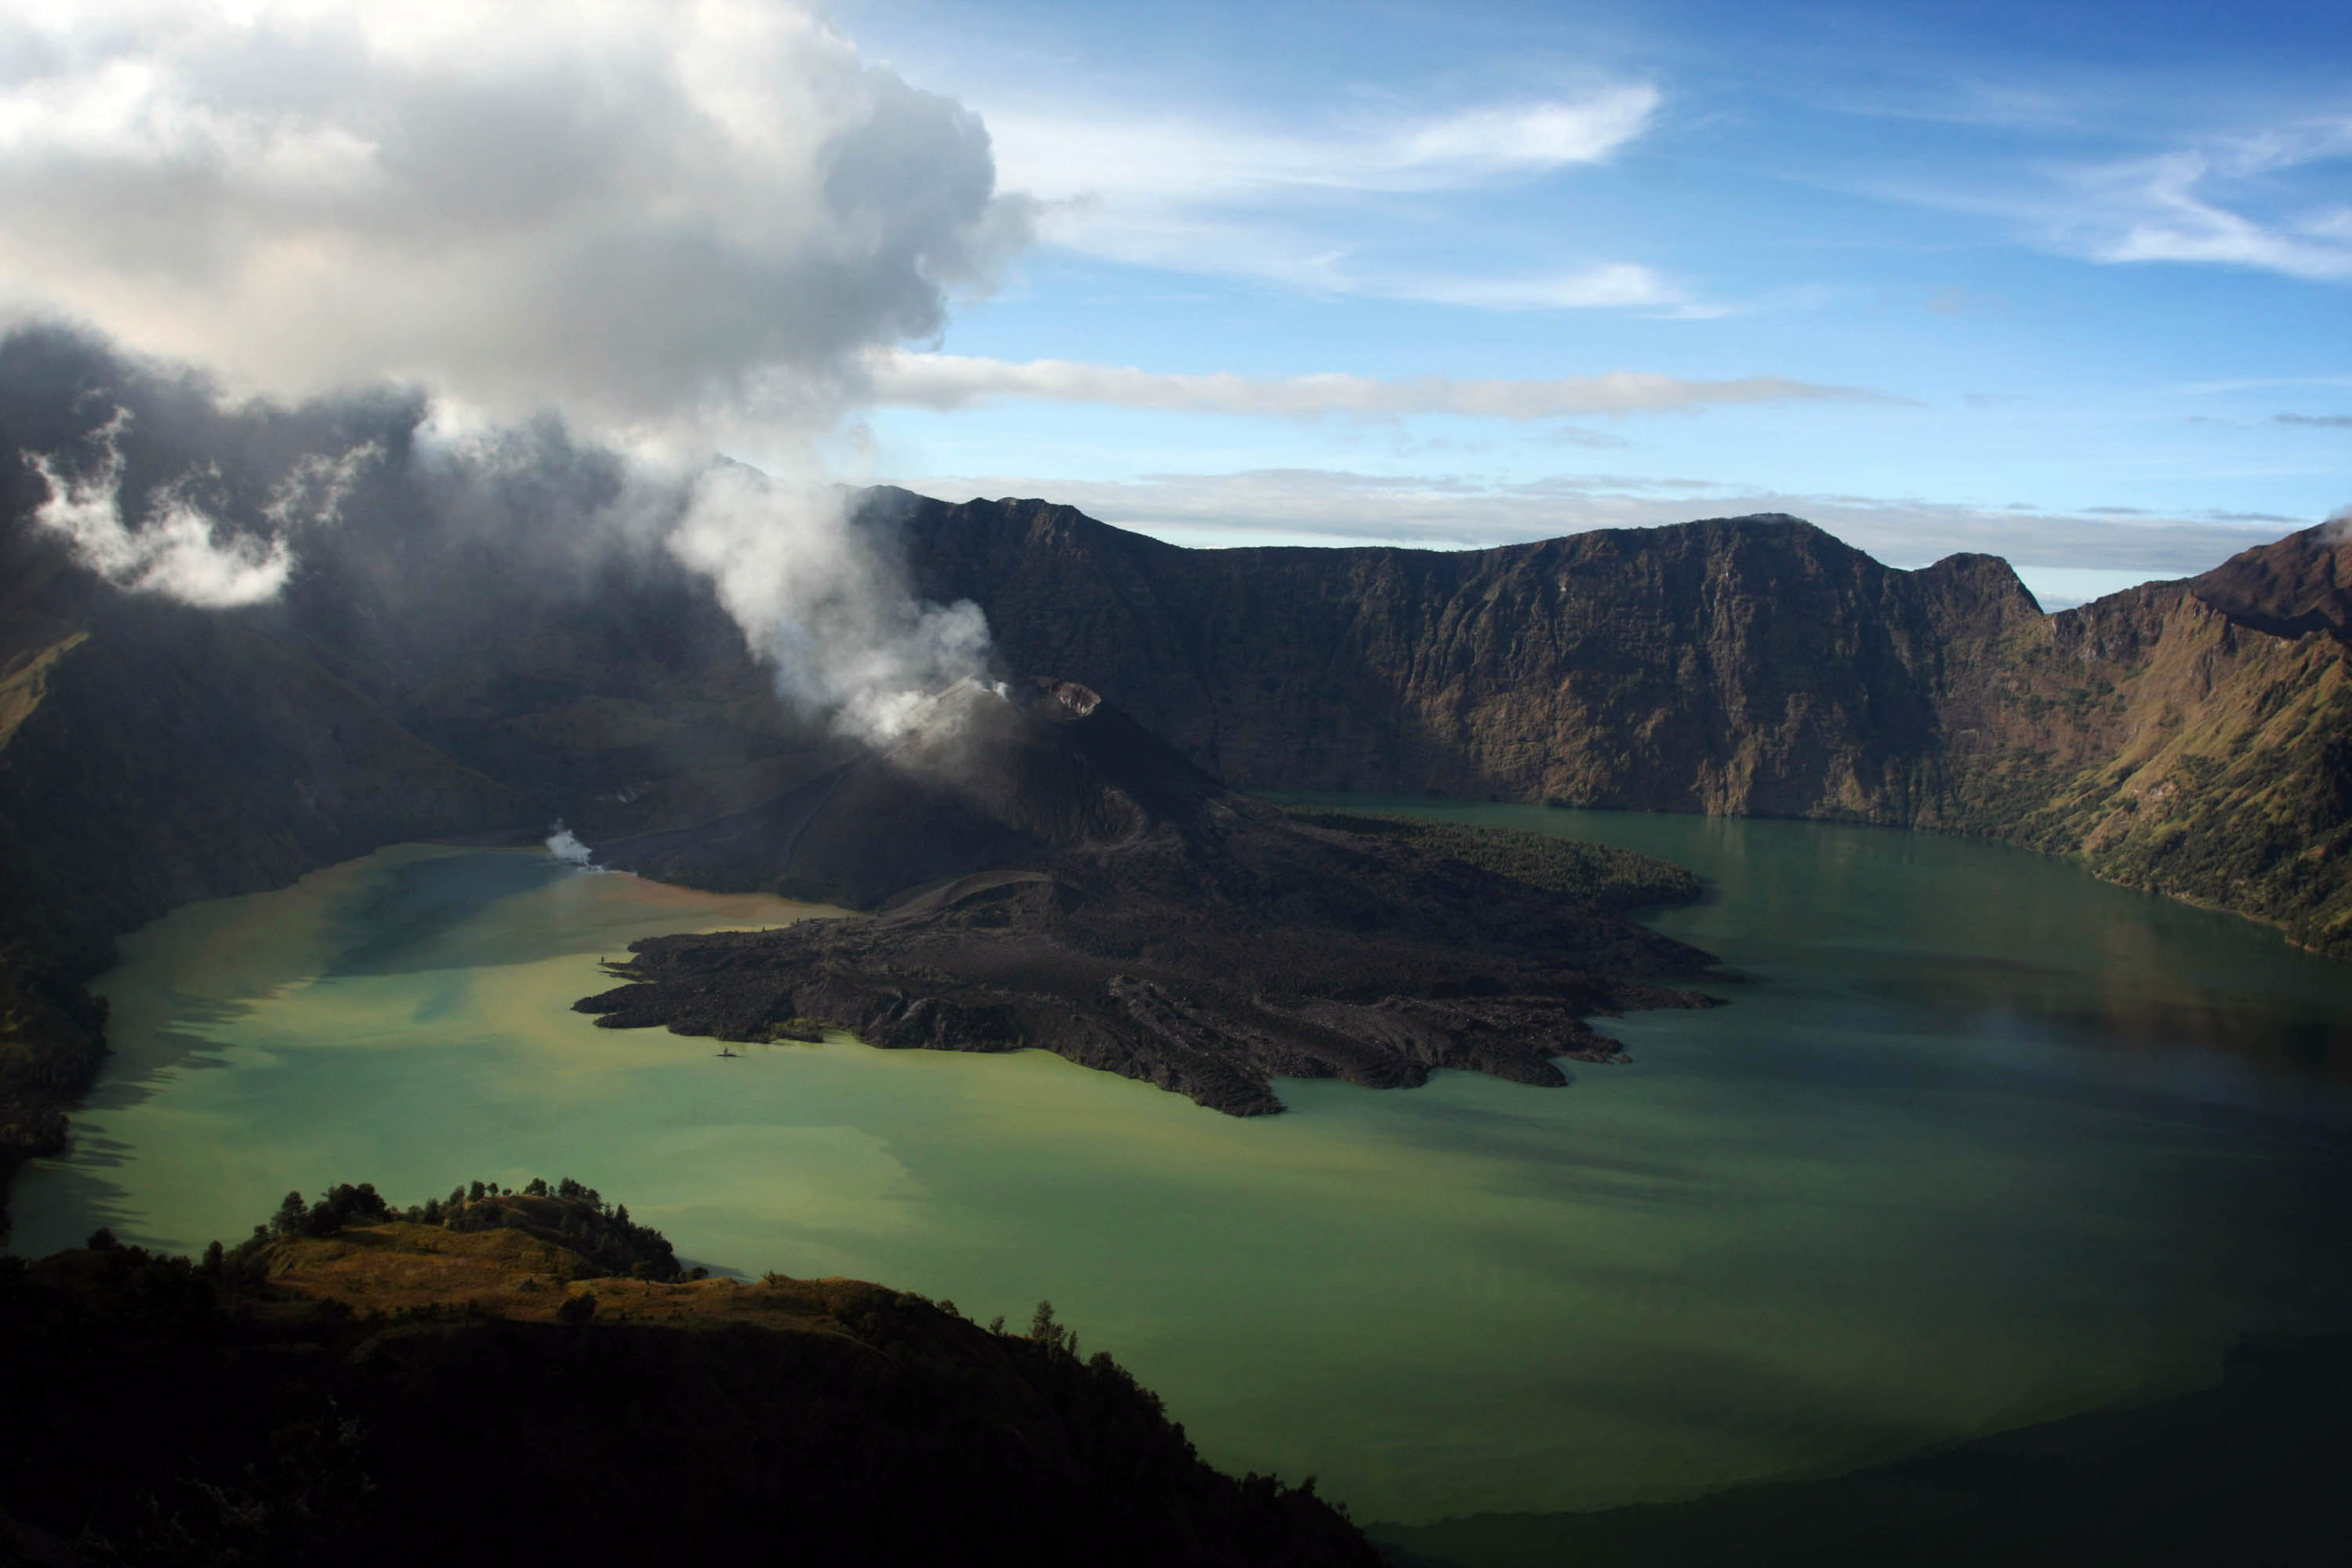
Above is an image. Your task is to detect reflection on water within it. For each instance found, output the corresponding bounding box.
[8,813,2351,1527]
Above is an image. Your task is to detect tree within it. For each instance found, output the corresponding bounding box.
[272,1191,308,1236]
[556,1293,597,1326]
[1029,1301,1080,1358]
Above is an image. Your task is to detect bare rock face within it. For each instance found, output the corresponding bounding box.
[877,491,2352,956]
[884,493,2045,818]
[577,677,1719,1116]
[2190,519,2352,647]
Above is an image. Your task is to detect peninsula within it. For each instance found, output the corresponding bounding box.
[576,677,1716,1115]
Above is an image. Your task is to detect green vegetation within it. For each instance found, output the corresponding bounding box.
[1283,807,1704,911]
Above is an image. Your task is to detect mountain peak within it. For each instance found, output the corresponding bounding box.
[2190,518,2352,647]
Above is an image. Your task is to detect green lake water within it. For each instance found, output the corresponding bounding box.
[9,802,2352,1528]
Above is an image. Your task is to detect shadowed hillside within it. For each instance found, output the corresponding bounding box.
[886,490,2352,953]
[5,331,2347,1232]
[0,1182,1381,1567]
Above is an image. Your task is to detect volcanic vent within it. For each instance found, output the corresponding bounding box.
[582,676,1720,1115]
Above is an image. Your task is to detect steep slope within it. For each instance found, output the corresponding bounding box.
[887,489,2042,815]
[1934,574,2352,953]
[2,1185,1380,1566]
[0,516,523,1222]
[885,490,2350,953]
[2190,517,2352,646]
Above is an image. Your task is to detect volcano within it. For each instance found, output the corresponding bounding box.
[579,677,1719,1115]
[595,675,1227,906]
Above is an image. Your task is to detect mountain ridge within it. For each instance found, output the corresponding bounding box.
[884,489,2350,953]
[3,361,2346,1223]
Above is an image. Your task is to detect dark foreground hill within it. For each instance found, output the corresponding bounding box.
[581,677,1715,1116]
[0,1183,1379,1567]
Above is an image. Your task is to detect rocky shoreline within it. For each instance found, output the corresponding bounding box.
[575,681,1720,1116]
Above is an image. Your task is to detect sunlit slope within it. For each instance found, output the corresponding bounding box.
[1940,576,2352,955]
[891,492,2352,953]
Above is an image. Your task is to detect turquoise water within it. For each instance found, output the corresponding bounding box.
[9,806,2350,1526]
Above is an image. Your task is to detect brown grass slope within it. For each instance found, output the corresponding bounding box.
[1935,579,2352,953]
[0,1188,1381,1567]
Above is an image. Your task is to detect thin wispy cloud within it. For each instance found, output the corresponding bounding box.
[2060,117,2352,283]
[1374,264,1716,314]
[863,351,1892,420]
[984,84,1691,309]
[994,87,1659,204]
[898,465,2296,581]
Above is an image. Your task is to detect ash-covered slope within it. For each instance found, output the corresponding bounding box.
[579,677,1716,1116]
[597,676,1223,906]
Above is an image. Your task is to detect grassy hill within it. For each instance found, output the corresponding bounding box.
[0,1181,1380,1566]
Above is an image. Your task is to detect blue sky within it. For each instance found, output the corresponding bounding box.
[835,0,2350,602]
[2,0,2341,608]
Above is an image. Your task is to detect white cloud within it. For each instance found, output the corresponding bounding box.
[0,1,1026,731]
[893,466,2294,588]
[1382,264,1693,312]
[2063,118,2352,283]
[0,0,1033,432]
[992,87,1659,206]
[982,84,1686,308]
[863,351,1897,420]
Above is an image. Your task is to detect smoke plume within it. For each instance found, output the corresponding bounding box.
[0,0,1030,735]
[667,465,991,743]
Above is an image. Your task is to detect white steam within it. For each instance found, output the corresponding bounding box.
[546,821,597,868]
[667,465,992,743]
[0,0,1031,731]
[22,408,379,608]
[26,411,277,607]
[0,0,1029,734]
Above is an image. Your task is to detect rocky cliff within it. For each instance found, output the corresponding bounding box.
[4,330,2346,1224]
[886,491,2350,954]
